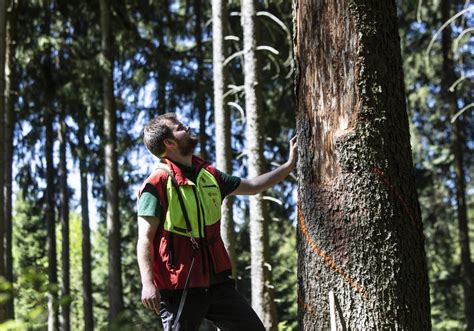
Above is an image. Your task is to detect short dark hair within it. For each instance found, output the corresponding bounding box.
[143,113,177,157]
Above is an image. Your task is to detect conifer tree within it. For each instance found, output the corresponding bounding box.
[295,0,430,328]
[99,0,124,323]
[242,0,278,328]
[4,0,18,320]
[0,0,7,321]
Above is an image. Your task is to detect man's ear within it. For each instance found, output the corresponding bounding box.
[163,138,175,149]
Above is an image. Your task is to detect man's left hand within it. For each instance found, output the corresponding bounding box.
[287,136,298,169]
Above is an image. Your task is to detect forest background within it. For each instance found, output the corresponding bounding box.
[0,0,473,330]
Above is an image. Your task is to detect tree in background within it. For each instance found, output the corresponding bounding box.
[0,0,7,322]
[195,0,208,160]
[400,0,473,328]
[157,0,170,116]
[99,0,124,324]
[78,124,94,331]
[4,0,18,321]
[43,4,59,330]
[440,0,473,328]
[242,0,277,329]
[294,0,430,329]
[12,193,48,328]
[212,0,237,278]
[58,107,70,331]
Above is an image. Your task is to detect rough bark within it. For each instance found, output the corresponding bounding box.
[78,125,94,331]
[4,0,17,320]
[294,0,431,329]
[212,0,237,277]
[59,110,70,331]
[99,0,124,323]
[194,0,208,160]
[0,0,7,322]
[242,0,278,329]
[441,0,474,329]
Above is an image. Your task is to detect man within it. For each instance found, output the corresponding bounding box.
[137,113,297,330]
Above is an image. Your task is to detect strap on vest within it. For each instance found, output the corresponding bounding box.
[156,164,199,251]
[156,164,200,330]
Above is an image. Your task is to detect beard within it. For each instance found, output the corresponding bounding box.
[177,134,198,156]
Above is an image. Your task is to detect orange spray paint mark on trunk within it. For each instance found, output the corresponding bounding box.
[297,201,367,299]
[371,167,420,231]
[297,292,318,316]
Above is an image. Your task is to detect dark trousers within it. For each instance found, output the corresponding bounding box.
[160,282,265,331]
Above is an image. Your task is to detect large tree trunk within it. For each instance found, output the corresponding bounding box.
[242,0,277,329]
[212,0,237,278]
[4,0,18,320]
[99,0,124,323]
[441,1,474,329]
[195,0,207,160]
[59,109,70,331]
[0,0,6,321]
[294,0,431,329]
[78,124,94,331]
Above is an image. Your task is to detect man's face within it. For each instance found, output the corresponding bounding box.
[167,120,198,156]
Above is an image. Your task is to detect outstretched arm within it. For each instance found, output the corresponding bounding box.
[137,216,161,314]
[231,136,297,196]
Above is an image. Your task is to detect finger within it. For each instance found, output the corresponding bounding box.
[142,298,150,309]
[152,298,161,315]
[145,299,154,311]
[290,136,298,146]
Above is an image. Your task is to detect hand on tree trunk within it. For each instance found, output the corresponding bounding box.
[286,136,298,170]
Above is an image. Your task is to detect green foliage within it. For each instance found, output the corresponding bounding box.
[56,213,85,331]
[400,0,473,328]
[11,193,49,329]
[269,219,297,330]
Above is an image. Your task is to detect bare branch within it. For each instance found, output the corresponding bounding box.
[263,196,283,206]
[224,49,244,66]
[448,75,470,92]
[256,45,279,55]
[426,6,474,61]
[225,35,240,42]
[453,26,474,50]
[227,101,246,124]
[451,103,474,123]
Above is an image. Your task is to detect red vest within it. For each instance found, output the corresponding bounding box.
[138,156,232,290]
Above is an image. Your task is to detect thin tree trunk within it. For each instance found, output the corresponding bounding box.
[45,91,58,331]
[59,109,70,331]
[4,0,17,320]
[0,0,6,321]
[294,0,430,329]
[441,1,474,329]
[242,0,277,329]
[78,124,94,331]
[195,0,207,160]
[44,4,58,330]
[212,0,237,278]
[157,0,169,115]
[99,0,123,323]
